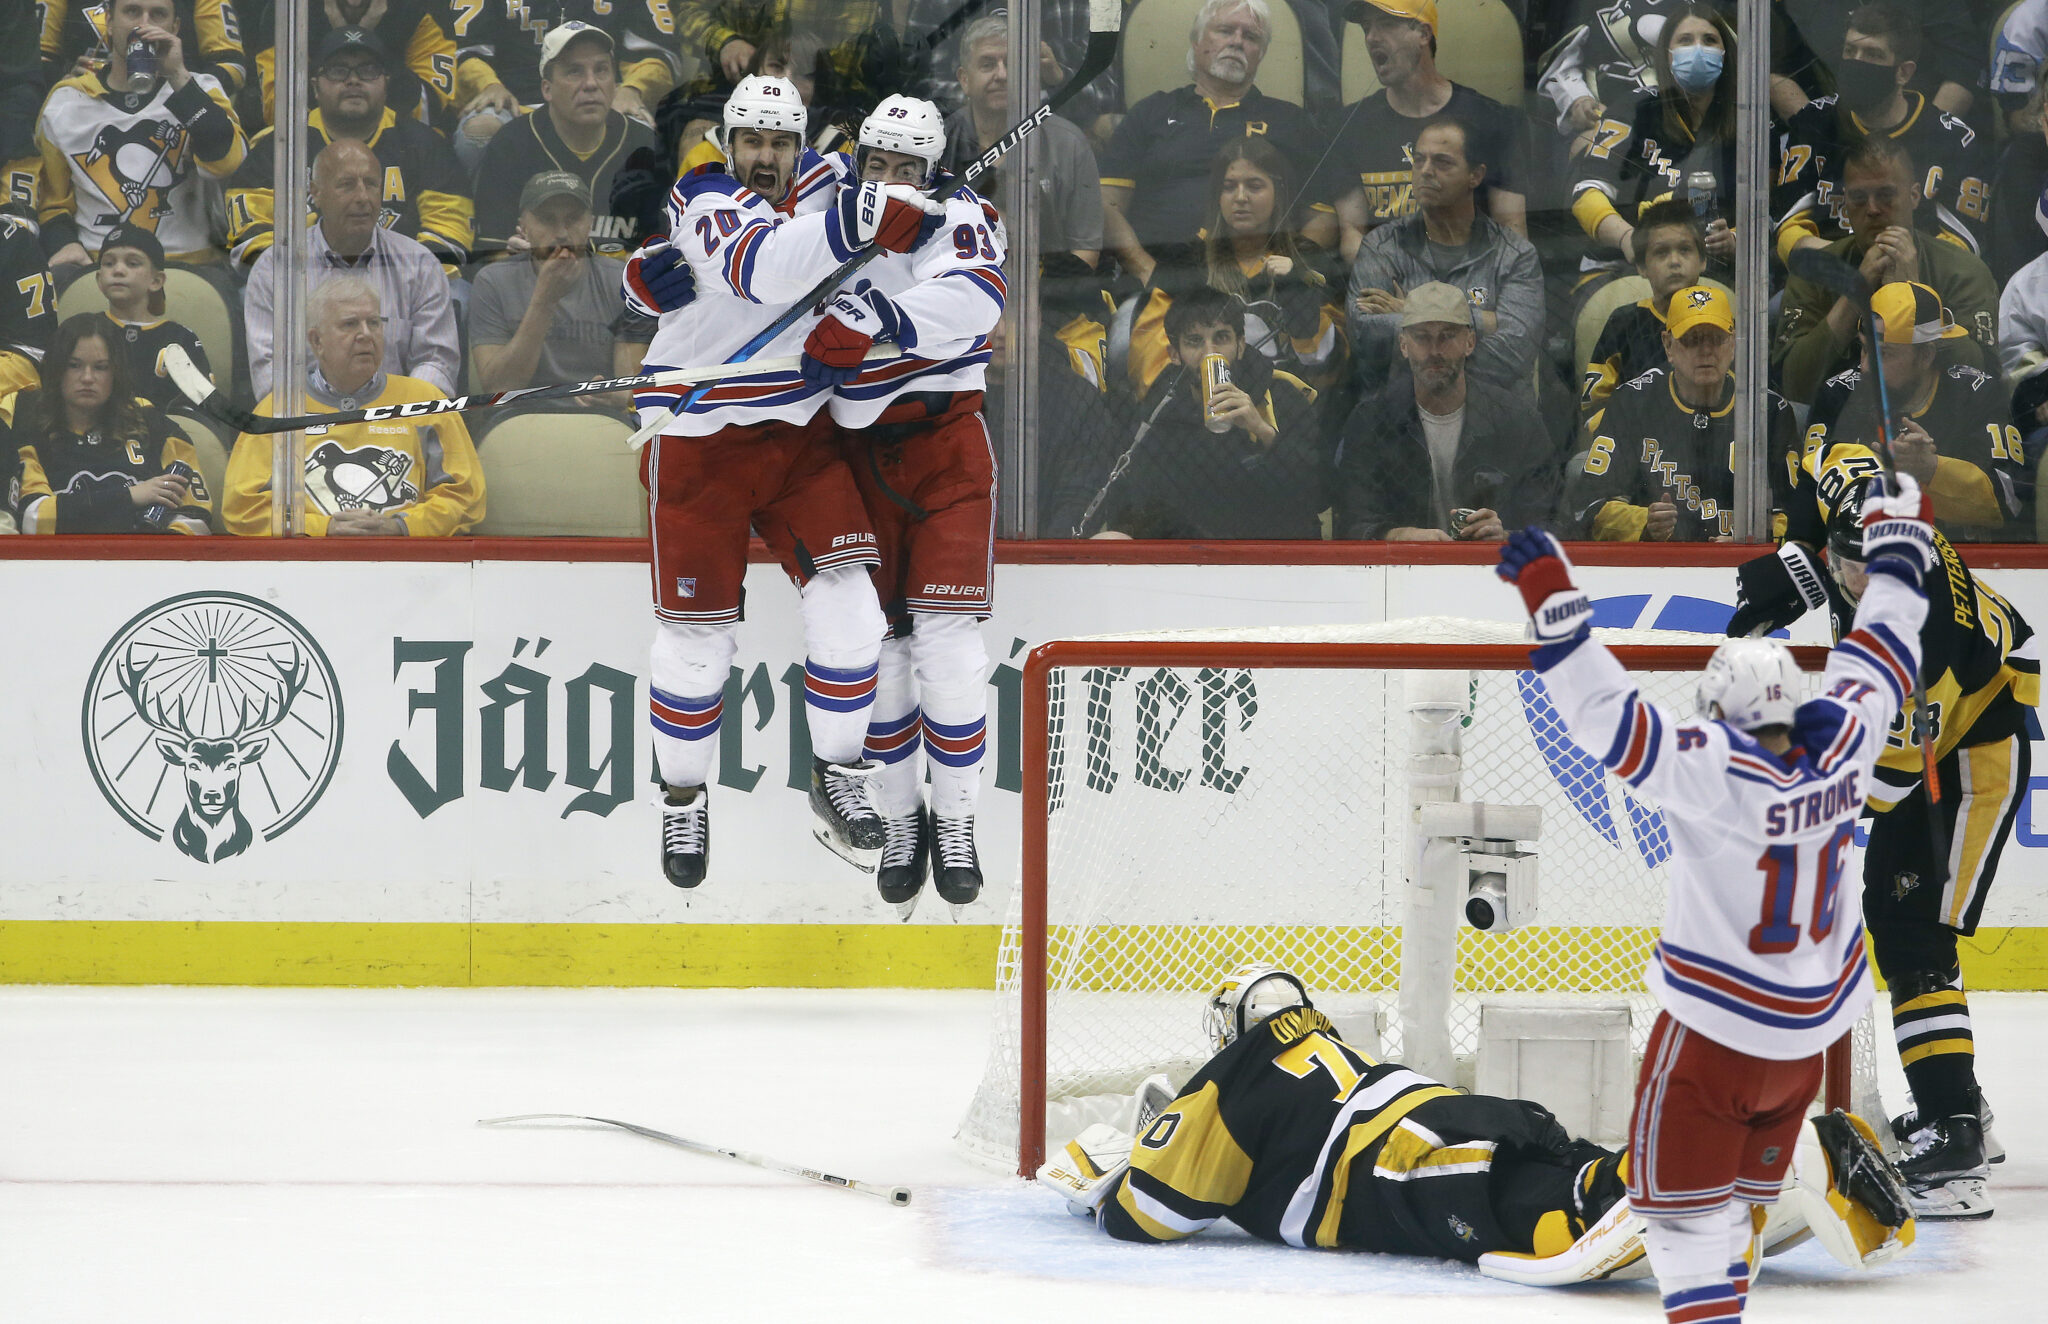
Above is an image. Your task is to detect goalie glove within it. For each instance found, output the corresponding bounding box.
[1861,471,1937,586]
[1036,1123,1135,1217]
[1729,542,1829,638]
[1496,527,1592,645]
[800,280,910,388]
[623,238,696,317]
[835,179,945,255]
[1782,1112,1916,1269]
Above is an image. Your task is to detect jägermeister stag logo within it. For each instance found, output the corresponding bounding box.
[82,593,343,862]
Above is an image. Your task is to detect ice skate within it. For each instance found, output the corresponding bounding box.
[1898,1112,1993,1220]
[876,806,930,920]
[932,813,982,910]
[659,786,709,888]
[810,757,887,872]
[1892,1092,2004,1164]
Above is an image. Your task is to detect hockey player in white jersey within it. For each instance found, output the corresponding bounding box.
[619,75,944,886]
[1496,473,1935,1324]
[798,96,1006,917]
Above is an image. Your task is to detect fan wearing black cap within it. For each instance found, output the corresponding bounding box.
[90,221,211,396]
[248,0,465,127]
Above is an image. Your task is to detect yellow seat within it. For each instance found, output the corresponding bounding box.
[57,265,240,390]
[1341,0,1524,106]
[166,411,232,534]
[1122,0,1306,107]
[1573,273,1736,394]
[473,409,648,537]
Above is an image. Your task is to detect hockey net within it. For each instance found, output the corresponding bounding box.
[957,618,1887,1176]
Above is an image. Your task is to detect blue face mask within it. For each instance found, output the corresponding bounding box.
[1668,44,1725,95]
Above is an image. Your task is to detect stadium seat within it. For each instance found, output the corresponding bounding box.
[1572,274,1735,393]
[57,264,241,391]
[1122,0,1306,107]
[166,411,231,534]
[472,408,648,537]
[1341,0,1523,106]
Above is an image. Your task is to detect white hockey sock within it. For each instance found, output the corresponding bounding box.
[908,612,988,819]
[862,638,924,817]
[649,620,737,790]
[800,565,886,765]
[1645,1209,1743,1322]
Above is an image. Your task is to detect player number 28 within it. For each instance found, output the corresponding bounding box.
[1749,821,1853,954]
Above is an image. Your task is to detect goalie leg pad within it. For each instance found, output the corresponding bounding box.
[1036,1122,1134,1216]
[1478,1194,1652,1286]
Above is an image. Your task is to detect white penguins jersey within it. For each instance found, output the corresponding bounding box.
[823,187,1008,429]
[632,148,850,438]
[1533,569,1928,1060]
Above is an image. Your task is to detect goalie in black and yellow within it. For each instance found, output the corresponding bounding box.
[1038,964,1914,1286]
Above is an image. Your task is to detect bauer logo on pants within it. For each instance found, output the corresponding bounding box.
[81,592,344,863]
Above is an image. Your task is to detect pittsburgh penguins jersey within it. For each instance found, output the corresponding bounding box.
[1803,363,2024,541]
[227,109,474,271]
[41,0,248,95]
[1578,296,1669,421]
[1,213,55,398]
[1773,93,1990,263]
[1567,367,1798,540]
[35,67,246,261]
[222,371,484,537]
[1099,1006,1462,1248]
[94,310,211,395]
[7,401,211,533]
[1571,91,1736,266]
[445,0,682,109]
[1786,441,2041,802]
[250,0,464,125]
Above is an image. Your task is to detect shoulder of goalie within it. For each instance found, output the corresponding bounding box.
[1730,541,1831,638]
[1034,1074,1177,1217]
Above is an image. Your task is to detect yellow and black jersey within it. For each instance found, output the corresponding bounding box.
[1803,363,2024,541]
[251,0,461,124]
[1,213,54,398]
[1579,297,1668,422]
[41,0,248,95]
[7,400,211,533]
[446,1,681,110]
[227,109,474,272]
[1773,92,1990,263]
[94,310,211,396]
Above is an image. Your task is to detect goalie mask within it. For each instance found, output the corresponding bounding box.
[856,94,947,188]
[1205,962,1311,1052]
[1698,637,1800,732]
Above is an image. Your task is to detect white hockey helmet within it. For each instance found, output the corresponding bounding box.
[1698,637,1801,732]
[1204,962,1311,1052]
[857,94,948,186]
[715,74,808,153]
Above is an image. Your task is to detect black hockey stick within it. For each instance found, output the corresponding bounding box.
[1785,246,1948,842]
[478,1113,913,1205]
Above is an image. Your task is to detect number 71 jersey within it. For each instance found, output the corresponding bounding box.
[1534,572,1929,1060]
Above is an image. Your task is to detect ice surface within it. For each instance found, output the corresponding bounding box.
[0,987,2039,1322]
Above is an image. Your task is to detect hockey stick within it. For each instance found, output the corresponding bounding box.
[157,342,901,436]
[478,1113,913,1206]
[1784,246,1948,833]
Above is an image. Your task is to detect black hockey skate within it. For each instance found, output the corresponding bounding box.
[876,806,931,921]
[1897,1112,1993,1220]
[660,786,709,888]
[932,814,982,909]
[1892,1092,2005,1164]
[810,757,886,872]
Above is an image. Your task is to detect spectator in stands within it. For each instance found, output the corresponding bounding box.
[940,14,1102,270]
[1774,139,2000,405]
[907,0,1122,133]
[1812,281,2024,542]
[2,3,50,227]
[225,276,484,538]
[471,22,661,259]
[1773,4,1990,268]
[228,27,474,277]
[1334,282,1554,541]
[1099,0,1322,285]
[5,312,211,534]
[1570,3,1736,279]
[1579,200,1706,422]
[0,213,55,399]
[471,171,651,405]
[1306,0,1528,262]
[975,311,1127,537]
[245,139,461,400]
[674,0,905,109]
[1988,62,2048,285]
[1778,0,1982,118]
[1539,0,1683,144]
[1092,287,1327,539]
[41,0,248,98]
[36,0,246,278]
[247,0,465,127]
[1564,286,1799,541]
[1346,115,1541,402]
[2001,235,2048,458]
[1125,138,1342,395]
[91,222,210,395]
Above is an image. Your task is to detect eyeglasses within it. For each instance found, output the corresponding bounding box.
[318,64,386,84]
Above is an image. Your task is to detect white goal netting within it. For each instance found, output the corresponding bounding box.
[958,618,1884,1173]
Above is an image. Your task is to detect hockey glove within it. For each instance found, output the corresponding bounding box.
[623,238,695,316]
[1035,1123,1135,1217]
[1497,527,1593,644]
[836,179,945,255]
[800,281,908,388]
[1861,471,1937,585]
[1728,542,1830,638]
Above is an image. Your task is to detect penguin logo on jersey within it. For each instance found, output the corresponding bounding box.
[73,118,187,230]
[81,592,344,863]
[304,440,420,514]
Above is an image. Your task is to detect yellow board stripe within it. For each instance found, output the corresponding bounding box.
[1899,1036,1977,1066]
[4,923,2048,989]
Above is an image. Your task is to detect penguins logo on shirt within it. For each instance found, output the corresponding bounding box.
[74,118,187,230]
[304,440,418,513]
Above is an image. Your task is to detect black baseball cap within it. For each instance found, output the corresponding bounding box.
[313,27,393,73]
[99,222,165,269]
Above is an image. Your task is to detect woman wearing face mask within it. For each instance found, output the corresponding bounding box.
[1570,4,1739,276]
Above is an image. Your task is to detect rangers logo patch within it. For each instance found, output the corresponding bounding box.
[676,577,697,598]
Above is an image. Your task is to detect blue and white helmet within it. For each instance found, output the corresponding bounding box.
[1204,962,1311,1051]
[1698,638,1800,731]
[715,74,807,153]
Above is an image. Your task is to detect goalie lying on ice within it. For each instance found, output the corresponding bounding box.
[1037,965,1914,1282]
